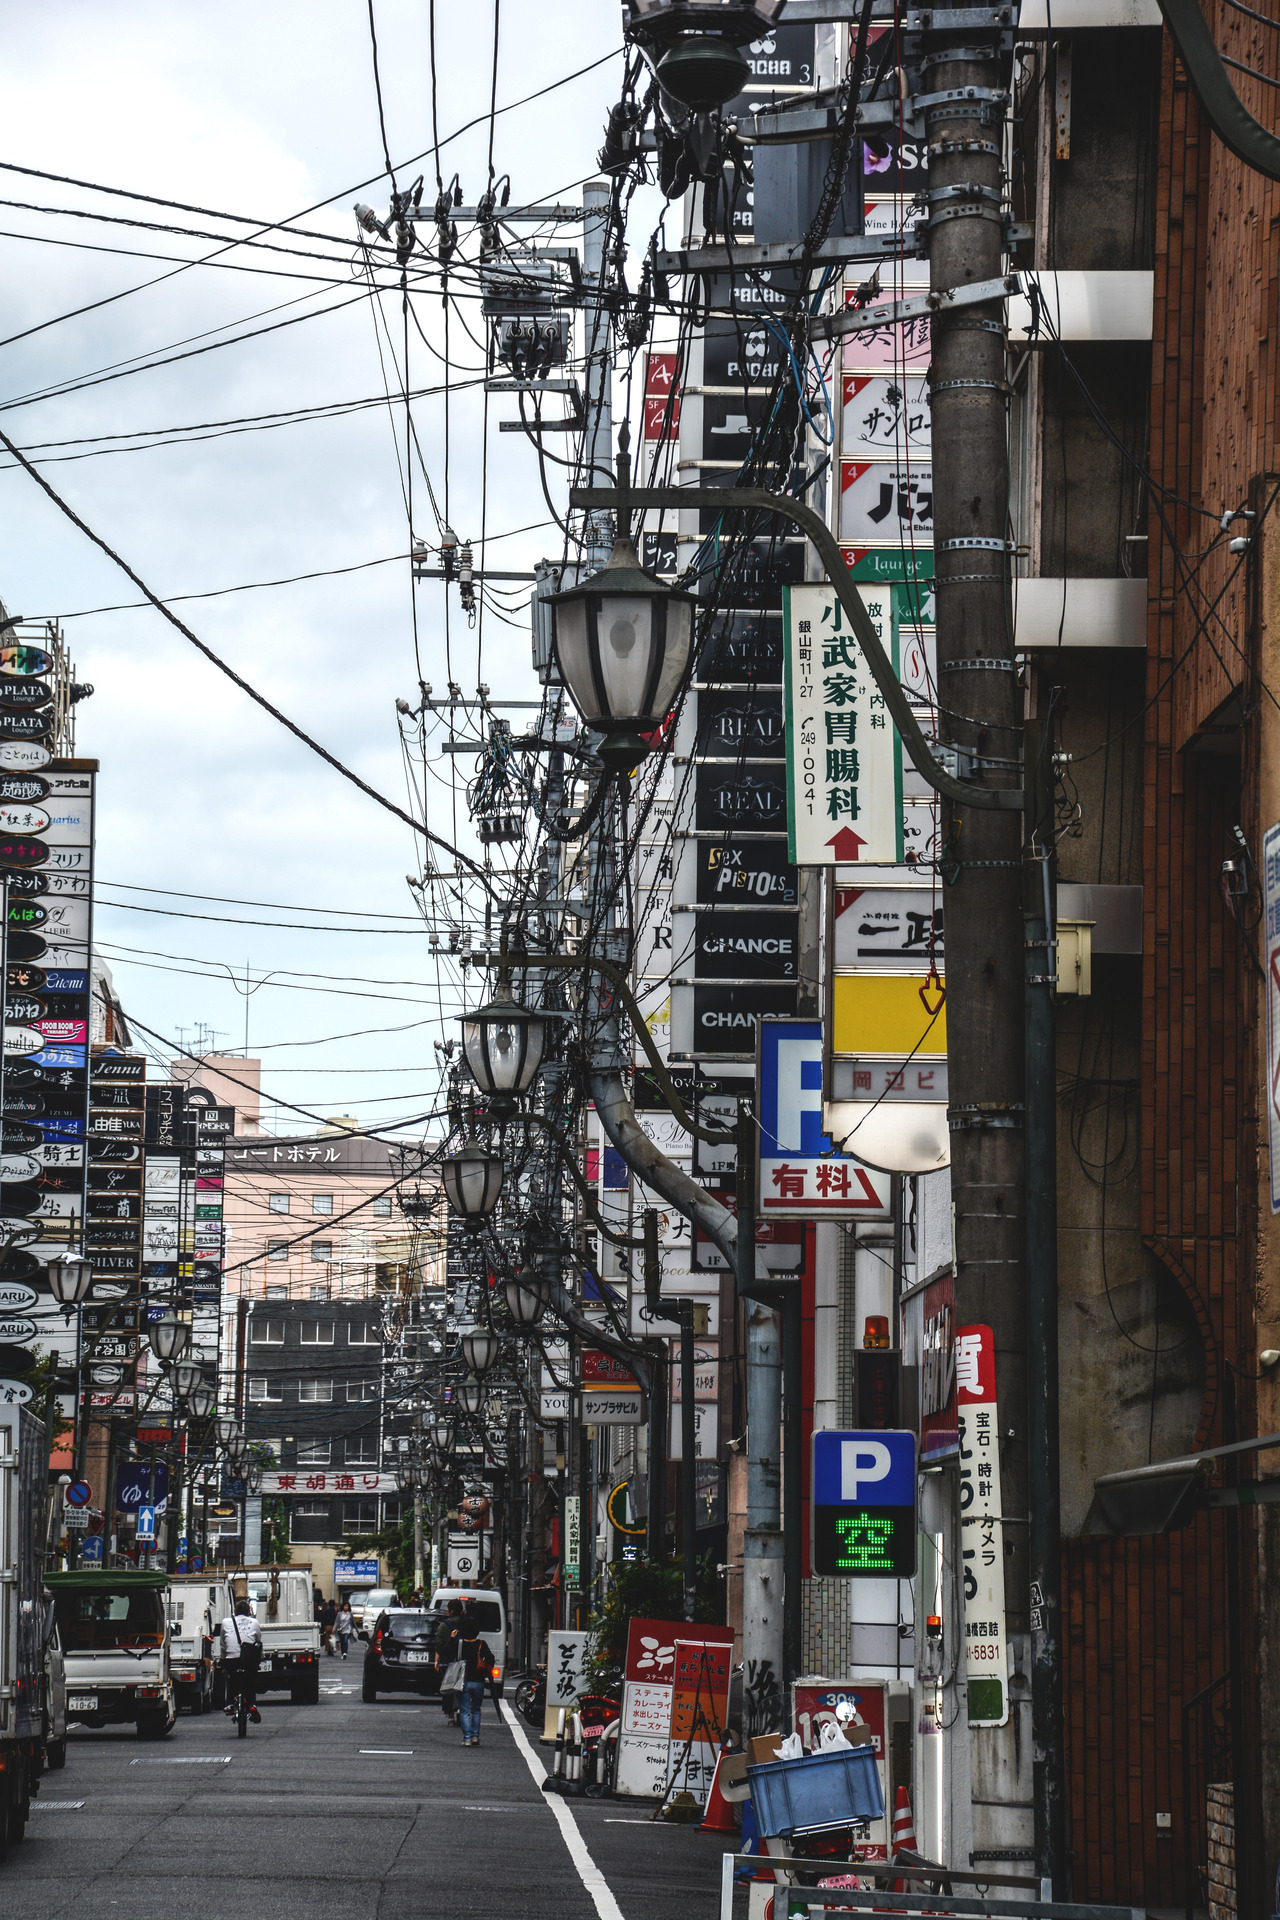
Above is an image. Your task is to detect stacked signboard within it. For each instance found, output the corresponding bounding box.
[143,1084,232,1363]
[83,1053,147,1418]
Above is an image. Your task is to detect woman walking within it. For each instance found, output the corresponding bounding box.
[334,1600,354,1659]
[457,1605,495,1748]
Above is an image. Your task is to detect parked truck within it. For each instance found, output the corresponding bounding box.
[0,1405,49,1860]
[46,1569,175,1739]
[230,1565,320,1703]
[166,1573,231,1713]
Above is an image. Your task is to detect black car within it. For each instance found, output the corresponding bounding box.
[362,1608,448,1700]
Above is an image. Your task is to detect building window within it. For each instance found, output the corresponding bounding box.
[343,1499,378,1534]
[296,1439,330,1466]
[297,1379,333,1404]
[312,1194,333,1216]
[248,1378,283,1403]
[291,1503,333,1543]
[311,1240,333,1263]
[267,1240,289,1262]
[345,1436,378,1467]
[300,1321,334,1345]
[250,1317,285,1344]
[348,1323,379,1345]
[295,1501,329,1517]
[265,1285,287,1301]
[346,1380,377,1404]
[268,1194,290,1215]
[372,1195,392,1218]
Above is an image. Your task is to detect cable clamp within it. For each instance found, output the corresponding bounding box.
[932,572,1007,585]
[940,537,1015,552]
[939,657,1018,671]
[929,377,1012,396]
[914,86,1010,111]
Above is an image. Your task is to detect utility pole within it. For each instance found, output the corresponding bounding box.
[581,178,613,571]
[924,12,1030,1876]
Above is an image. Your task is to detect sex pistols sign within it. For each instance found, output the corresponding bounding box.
[956,1322,1008,1727]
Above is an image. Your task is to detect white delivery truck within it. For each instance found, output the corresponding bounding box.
[0,1404,50,1858]
[46,1568,175,1739]
[166,1573,231,1713]
[231,1565,321,1703]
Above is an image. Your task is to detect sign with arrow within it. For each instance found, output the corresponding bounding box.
[756,1018,891,1220]
[783,583,903,866]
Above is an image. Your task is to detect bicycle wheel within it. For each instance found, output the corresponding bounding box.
[237,1693,249,1738]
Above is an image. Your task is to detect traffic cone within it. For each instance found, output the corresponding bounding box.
[699,1743,740,1834]
[890,1785,918,1892]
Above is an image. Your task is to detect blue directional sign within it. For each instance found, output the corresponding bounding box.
[79,1534,104,1563]
[136,1504,157,1543]
[811,1429,917,1577]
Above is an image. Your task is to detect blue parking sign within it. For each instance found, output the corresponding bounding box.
[811,1429,917,1577]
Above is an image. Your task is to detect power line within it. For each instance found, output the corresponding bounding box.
[0,424,502,900]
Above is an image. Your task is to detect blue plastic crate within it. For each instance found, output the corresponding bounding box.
[745,1744,885,1837]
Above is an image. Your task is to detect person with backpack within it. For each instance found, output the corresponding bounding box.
[456,1605,495,1748]
[435,1598,464,1724]
[219,1598,262,1723]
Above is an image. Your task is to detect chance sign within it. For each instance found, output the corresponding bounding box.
[812,1429,917,1578]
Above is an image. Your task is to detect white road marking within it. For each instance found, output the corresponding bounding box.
[604,1818,658,1825]
[500,1698,625,1920]
[359,1748,413,1755]
[129,1757,231,1765]
[32,1801,86,1809]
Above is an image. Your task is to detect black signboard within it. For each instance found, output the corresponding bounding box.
[642,532,679,576]
[91,1084,146,1109]
[4,997,44,1023]
[85,1224,143,1248]
[696,687,785,759]
[0,680,52,711]
[700,390,776,463]
[41,1166,84,1193]
[695,837,798,906]
[2,1092,43,1119]
[691,982,798,1056]
[701,613,782,683]
[0,1248,40,1281]
[89,1166,143,1192]
[7,934,46,962]
[0,714,52,741]
[740,22,817,92]
[5,873,47,898]
[0,776,49,803]
[1,1122,43,1150]
[89,1137,141,1163]
[6,964,45,992]
[697,538,804,608]
[0,1182,42,1212]
[8,903,46,928]
[633,1064,698,1113]
[704,318,786,391]
[0,837,48,866]
[694,911,799,980]
[696,762,788,832]
[92,1056,146,1080]
[861,127,929,196]
[692,465,798,540]
[88,1194,141,1220]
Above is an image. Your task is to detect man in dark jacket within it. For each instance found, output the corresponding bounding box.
[435,1598,463,1724]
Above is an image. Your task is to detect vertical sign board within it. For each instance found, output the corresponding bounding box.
[757,1019,892,1219]
[1265,824,1280,1211]
[543,1629,593,1741]
[563,1492,581,1588]
[955,1323,1008,1726]
[615,1618,735,1799]
[667,1637,731,1801]
[811,1429,917,1576]
[783,582,903,867]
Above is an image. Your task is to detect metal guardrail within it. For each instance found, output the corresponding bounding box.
[718,1856,1145,1920]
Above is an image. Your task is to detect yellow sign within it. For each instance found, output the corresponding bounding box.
[831,973,948,1056]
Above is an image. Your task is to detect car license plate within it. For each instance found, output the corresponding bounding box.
[405,1650,430,1663]
[68,1694,97,1712]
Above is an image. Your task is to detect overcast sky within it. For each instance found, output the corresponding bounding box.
[0,0,624,1136]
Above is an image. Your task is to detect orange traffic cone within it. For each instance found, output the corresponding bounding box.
[699,1742,740,1834]
[891,1785,918,1891]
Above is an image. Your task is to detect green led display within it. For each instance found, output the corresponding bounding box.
[813,1503,916,1578]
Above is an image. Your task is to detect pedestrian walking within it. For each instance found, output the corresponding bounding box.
[457,1606,495,1748]
[335,1601,354,1659]
[435,1597,464,1724]
[320,1597,337,1655]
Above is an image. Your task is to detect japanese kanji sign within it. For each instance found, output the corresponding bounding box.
[811,1429,917,1577]
[956,1323,1008,1727]
[783,582,903,866]
[1265,824,1280,1211]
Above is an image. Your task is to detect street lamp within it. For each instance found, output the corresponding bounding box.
[148,1311,190,1362]
[626,0,786,110]
[432,1415,455,1451]
[216,1411,243,1448]
[245,1459,264,1495]
[168,1357,201,1401]
[457,1375,484,1417]
[45,1248,92,1317]
[505,1266,547,1330]
[548,535,698,768]
[441,1137,504,1229]
[188,1382,216,1421]
[461,986,546,1111]
[460,1325,501,1376]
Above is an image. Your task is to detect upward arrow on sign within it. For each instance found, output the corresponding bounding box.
[826,828,867,861]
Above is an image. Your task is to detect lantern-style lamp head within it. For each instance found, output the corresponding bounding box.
[148,1310,190,1362]
[189,1382,216,1421]
[441,1138,504,1229]
[432,1415,455,1451]
[457,1374,484,1417]
[624,1,786,109]
[169,1357,200,1400]
[216,1411,243,1448]
[505,1266,547,1330]
[462,986,546,1110]
[460,1325,501,1376]
[46,1248,92,1314]
[549,536,697,768]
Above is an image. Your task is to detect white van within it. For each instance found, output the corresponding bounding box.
[428,1586,507,1695]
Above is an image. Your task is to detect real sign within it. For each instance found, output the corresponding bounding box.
[811,1429,917,1577]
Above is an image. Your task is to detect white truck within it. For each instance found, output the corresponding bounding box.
[166,1573,231,1713]
[231,1565,320,1703]
[46,1568,175,1740]
[0,1404,50,1859]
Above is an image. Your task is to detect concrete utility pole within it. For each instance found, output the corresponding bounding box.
[924,16,1030,1878]
[581,178,614,571]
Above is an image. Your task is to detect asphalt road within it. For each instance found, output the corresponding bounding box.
[3,1668,729,1920]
